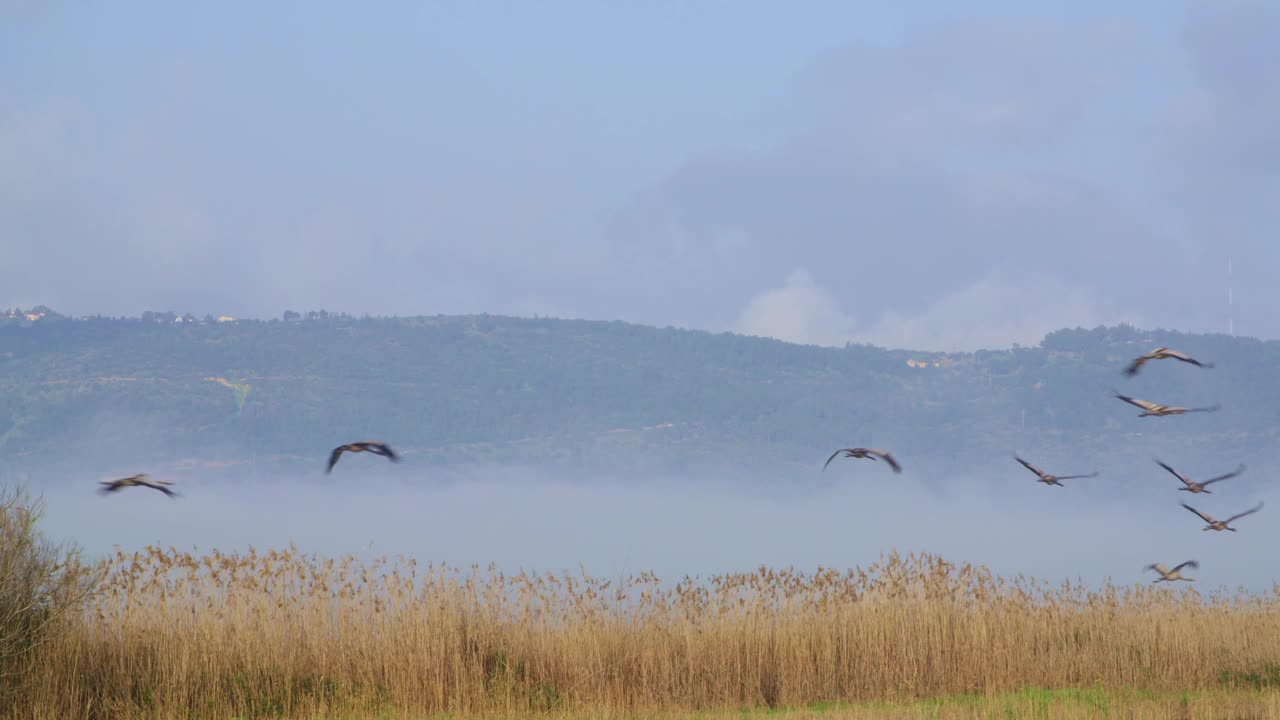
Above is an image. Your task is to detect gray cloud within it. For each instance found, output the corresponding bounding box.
[2,5,1278,346]
[1,97,235,314]
[604,7,1280,346]
[1173,0,1280,185]
[1153,1,1280,336]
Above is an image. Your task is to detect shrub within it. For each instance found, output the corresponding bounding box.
[0,485,100,703]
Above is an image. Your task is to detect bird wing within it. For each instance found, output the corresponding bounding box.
[867,449,902,473]
[1162,349,1213,368]
[823,449,850,471]
[1202,465,1245,486]
[1155,460,1193,486]
[1171,560,1199,573]
[354,441,399,461]
[326,446,349,473]
[1187,404,1222,414]
[1145,563,1167,575]
[377,443,401,462]
[100,474,140,492]
[1055,472,1099,480]
[1226,502,1264,524]
[144,482,177,498]
[880,453,902,474]
[1015,456,1050,480]
[1123,355,1149,376]
[1113,391,1159,412]
[1181,503,1216,523]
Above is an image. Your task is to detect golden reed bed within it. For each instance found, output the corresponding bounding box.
[13,548,1280,719]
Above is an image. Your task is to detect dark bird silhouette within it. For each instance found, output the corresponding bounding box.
[1155,459,1244,495]
[823,447,902,473]
[1112,391,1221,417]
[1145,560,1199,583]
[1124,347,1214,377]
[327,441,401,473]
[1181,501,1264,532]
[98,474,176,498]
[1014,456,1098,487]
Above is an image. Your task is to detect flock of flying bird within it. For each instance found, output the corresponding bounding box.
[98,346,1255,584]
[821,346,1261,585]
[97,440,402,495]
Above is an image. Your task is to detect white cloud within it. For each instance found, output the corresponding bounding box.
[734,270,856,347]
[853,271,1145,352]
[736,269,1145,352]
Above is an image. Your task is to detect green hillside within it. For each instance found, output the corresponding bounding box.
[0,310,1275,477]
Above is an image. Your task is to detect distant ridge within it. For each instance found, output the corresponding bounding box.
[1,312,1274,475]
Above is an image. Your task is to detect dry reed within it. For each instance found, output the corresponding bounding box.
[12,548,1280,719]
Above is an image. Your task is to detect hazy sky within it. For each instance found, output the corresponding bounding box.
[3,1,1278,350]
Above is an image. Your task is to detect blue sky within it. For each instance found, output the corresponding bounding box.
[3,0,1277,350]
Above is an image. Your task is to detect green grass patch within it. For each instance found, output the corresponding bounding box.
[534,686,1280,720]
[1220,663,1280,690]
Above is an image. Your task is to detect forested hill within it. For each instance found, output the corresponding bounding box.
[1,311,1276,478]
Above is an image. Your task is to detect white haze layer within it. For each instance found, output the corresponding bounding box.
[33,465,1278,593]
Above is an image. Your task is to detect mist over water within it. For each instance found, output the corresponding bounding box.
[31,461,1279,593]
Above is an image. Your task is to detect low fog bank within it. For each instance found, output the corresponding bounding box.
[27,462,1278,593]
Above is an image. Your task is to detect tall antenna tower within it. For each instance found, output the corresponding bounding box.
[1228,249,1234,337]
